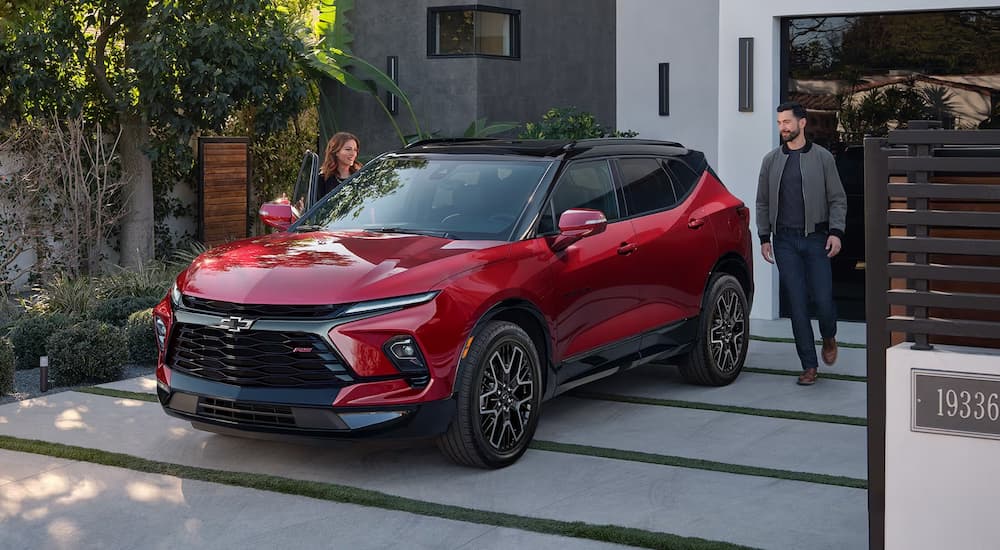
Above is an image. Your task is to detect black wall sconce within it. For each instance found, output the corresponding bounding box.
[387,55,399,115]
[658,62,669,116]
[738,38,753,112]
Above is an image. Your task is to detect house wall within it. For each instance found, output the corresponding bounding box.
[615,0,720,166]
[332,0,616,156]
[619,0,994,321]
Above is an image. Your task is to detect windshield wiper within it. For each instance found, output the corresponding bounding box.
[293,223,326,232]
[365,227,454,239]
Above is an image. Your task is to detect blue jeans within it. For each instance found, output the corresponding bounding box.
[773,228,837,370]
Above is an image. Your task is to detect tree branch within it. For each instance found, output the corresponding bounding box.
[91,16,124,105]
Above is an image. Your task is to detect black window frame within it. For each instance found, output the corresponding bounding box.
[427,5,521,59]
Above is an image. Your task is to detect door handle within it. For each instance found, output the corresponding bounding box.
[617,242,638,255]
[688,217,706,229]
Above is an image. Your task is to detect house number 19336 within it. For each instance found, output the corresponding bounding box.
[913,370,1000,440]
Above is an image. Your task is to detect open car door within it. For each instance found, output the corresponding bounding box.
[259,150,319,231]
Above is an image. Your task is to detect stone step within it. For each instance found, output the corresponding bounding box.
[589,365,867,419]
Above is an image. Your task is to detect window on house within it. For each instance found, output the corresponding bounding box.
[428,6,520,58]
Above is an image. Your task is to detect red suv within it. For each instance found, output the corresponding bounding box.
[153,138,752,468]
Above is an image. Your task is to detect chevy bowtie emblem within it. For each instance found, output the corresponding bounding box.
[213,316,255,333]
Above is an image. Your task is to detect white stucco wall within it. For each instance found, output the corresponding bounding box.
[885,344,1000,549]
[616,0,720,166]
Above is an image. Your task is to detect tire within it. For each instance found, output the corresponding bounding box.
[678,273,749,386]
[436,321,543,468]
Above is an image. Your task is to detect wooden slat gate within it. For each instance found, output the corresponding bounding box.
[198,137,251,247]
[864,123,1000,550]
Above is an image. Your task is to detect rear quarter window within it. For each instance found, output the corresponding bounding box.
[618,158,677,216]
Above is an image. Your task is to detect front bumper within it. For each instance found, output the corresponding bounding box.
[158,369,456,440]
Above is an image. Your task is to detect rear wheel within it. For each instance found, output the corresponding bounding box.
[679,273,748,386]
[437,321,542,468]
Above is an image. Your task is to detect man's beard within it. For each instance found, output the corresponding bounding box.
[780,128,801,143]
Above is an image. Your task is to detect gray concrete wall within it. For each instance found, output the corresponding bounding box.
[327,0,615,157]
[476,0,616,134]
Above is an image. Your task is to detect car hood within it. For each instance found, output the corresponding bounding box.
[178,230,507,305]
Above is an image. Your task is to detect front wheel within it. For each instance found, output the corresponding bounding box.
[437,321,543,468]
[678,273,749,386]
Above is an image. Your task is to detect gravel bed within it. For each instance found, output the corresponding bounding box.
[1,363,156,406]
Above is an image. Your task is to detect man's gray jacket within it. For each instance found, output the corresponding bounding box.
[755,141,847,244]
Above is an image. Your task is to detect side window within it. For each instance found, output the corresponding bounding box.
[537,160,617,234]
[618,158,677,216]
[665,159,703,200]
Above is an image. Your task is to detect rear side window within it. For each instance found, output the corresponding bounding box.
[664,159,703,200]
[538,160,618,234]
[618,158,677,216]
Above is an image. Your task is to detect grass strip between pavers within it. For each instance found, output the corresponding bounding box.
[750,335,866,349]
[79,386,864,489]
[571,390,867,426]
[530,440,867,490]
[0,435,758,550]
[76,386,158,401]
[743,367,868,383]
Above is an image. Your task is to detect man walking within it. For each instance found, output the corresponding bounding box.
[756,102,847,386]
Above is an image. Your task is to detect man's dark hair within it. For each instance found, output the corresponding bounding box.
[776,101,807,120]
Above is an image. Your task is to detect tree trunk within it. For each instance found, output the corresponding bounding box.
[118,112,154,268]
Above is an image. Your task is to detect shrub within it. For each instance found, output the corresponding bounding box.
[9,312,77,370]
[0,337,13,394]
[91,295,162,326]
[96,262,176,301]
[46,320,126,386]
[22,274,95,317]
[519,107,639,140]
[126,308,158,364]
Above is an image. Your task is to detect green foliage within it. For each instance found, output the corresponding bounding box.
[96,262,175,301]
[837,84,958,143]
[125,308,157,364]
[47,320,126,386]
[0,337,13,394]
[23,275,95,318]
[464,118,520,138]
[91,296,162,327]
[519,108,638,140]
[9,312,77,371]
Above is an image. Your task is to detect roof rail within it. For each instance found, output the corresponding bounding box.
[403,137,501,149]
[570,137,685,148]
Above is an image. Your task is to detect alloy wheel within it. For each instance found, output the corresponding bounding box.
[708,287,746,373]
[478,341,535,453]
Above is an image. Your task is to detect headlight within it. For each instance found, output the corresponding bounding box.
[170,282,182,307]
[154,316,167,350]
[341,291,439,316]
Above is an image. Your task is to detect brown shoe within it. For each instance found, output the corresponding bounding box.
[797,368,818,385]
[822,338,838,366]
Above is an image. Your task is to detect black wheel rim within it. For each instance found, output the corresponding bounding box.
[708,288,745,373]
[478,341,535,454]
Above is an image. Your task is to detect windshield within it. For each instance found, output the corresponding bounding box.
[294,156,551,240]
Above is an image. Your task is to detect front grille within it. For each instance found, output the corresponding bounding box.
[197,397,296,427]
[168,324,355,388]
[182,296,344,319]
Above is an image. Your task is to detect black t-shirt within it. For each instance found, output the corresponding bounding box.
[317,173,346,199]
[777,150,805,230]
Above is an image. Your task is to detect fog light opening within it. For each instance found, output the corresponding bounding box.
[383,336,428,376]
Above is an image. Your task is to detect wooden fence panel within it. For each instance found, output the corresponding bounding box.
[199,138,250,247]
